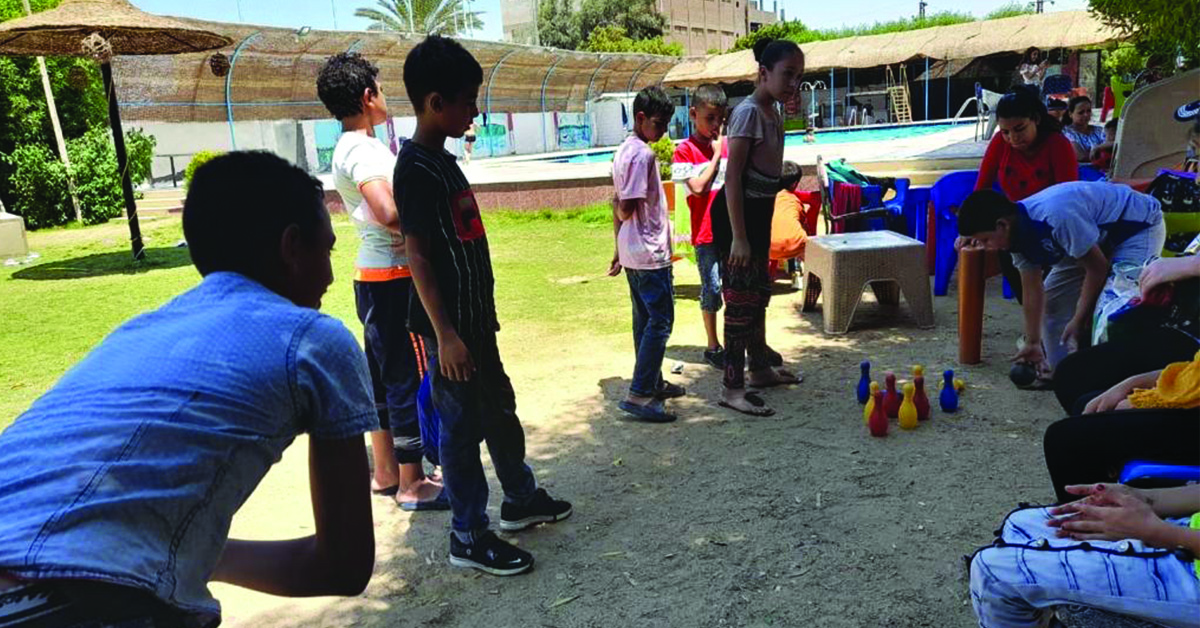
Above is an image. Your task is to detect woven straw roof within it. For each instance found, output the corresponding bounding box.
[0,0,231,56]
[664,10,1124,88]
[107,17,679,122]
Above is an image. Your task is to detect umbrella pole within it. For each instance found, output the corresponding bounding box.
[101,60,144,261]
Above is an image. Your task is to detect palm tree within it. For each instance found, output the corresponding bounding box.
[355,0,484,36]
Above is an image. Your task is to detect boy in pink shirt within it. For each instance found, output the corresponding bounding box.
[608,86,683,423]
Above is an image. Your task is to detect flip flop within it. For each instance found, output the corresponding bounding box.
[718,391,776,417]
[399,490,451,512]
[618,400,677,423]
[372,484,399,497]
[655,382,686,400]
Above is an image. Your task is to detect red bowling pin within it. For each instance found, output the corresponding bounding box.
[883,371,901,419]
[913,375,931,421]
[868,388,888,437]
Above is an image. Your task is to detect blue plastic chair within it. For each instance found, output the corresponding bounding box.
[1119,461,1200,487]
[1078,164,1106,181]
[905,185,932,243]
[1041,74,1074,103]
[931,171,980,296]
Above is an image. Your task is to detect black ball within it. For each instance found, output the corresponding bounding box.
[1009,363,1037,387]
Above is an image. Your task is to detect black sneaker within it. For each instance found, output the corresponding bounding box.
[500,488,573,531]
[703,346,726,369]
[449,530,533,576]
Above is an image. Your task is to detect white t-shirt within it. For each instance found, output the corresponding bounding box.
[331,132,406,270]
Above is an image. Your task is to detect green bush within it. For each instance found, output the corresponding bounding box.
[65,126,157,225]
[1103,44,1145,83]
[1,143,68,230]
[184,150,222,188]
[650,135,674,180]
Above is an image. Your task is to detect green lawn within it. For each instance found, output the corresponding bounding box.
[0,204,630,427]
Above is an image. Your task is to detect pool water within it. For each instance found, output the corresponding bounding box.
[545,122,962,164]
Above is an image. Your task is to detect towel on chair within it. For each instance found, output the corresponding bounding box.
[831,182,862,235]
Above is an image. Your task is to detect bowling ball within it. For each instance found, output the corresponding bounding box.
[1009,363,1037,387]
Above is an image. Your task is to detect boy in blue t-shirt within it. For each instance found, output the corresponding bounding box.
[395,35,572,577]
[958,182,1165,379]
[0,153,378,626]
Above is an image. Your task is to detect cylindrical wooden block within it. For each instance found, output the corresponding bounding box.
[958,246,985,364]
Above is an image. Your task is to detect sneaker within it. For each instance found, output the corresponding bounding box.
[703,346,726,369]
[500,488,573,531]
[449,530,533,576]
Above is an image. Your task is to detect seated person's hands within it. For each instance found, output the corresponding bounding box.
[1139,256,1200,300]
[1048,484,1170,546]
[1083,381,1135,414]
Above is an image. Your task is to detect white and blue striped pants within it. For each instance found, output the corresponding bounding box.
[969,505,1199,628]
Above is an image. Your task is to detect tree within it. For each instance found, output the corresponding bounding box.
[537,0,668,51]
[984,2,1035,20]
[536,0,582,50]
[354,0,483,35]
[730,20,810,52]
[1088,0,1198,69]
[582,24,682,57]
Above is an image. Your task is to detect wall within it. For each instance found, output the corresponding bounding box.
[126,119,302,185]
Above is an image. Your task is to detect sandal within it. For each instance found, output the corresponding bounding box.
[399,490,451,511]
[618,400,678,423]
[718,391,776,417]
[372,484,399,497]
[655,382,686,400]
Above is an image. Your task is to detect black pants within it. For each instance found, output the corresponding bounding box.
[354,279,425,464]
[1043,409,1200,503]
[1053,327,1199,415]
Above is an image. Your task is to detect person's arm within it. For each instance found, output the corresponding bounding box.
[1069,138,1089,162]
[1140,255,1200,299]
[211,435,374,596]
[1061,244,1109,349]
[1049,134,1080,183]
[974,135,1002,192]
[684,137,724,196]
[607,195,623,276]
[406,233,473,381]
[724,136,752,267]
[1083,369,1162,414]
[359,180,401,235]
[1050,484,1200,553]
[1014,267,1049,369]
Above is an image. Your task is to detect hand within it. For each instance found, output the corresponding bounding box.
[954,236,979,252]
[728,238,752,268]
[437,333,475,382]
[1060,316,1088,351]
[711,134,724,158]
[607,252,622,277]
[1011,342,1050,376]
[1083,382,1132,414]
[1048,483,1168,545]
[1139,257,1197,300]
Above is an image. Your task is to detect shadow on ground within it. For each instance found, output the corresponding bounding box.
[10,247,192,281]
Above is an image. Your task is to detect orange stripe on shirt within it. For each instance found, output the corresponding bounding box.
[354,266,412,282]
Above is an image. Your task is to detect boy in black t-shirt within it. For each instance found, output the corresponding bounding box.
[395,35,571,577]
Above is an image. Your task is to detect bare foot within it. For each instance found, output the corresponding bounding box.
[719,389,775,416]
[747,367,802,388]
[396,477,444,506]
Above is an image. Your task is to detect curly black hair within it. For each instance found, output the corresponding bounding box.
[403,35,482,113]
[316,52,379,120]
[633,85,674,120]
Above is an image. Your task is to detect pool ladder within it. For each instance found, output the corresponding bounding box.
[886,66,913,124]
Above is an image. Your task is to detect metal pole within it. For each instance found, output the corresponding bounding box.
[485,49,521,131]
[627,59,656,93]
[226,32,263,150]
[945,76,950,122]
[924,57,929,121]
[541,56,563,153]
[407,0,415,32]
[685,88,691,138]
[829,68,834,127]
[20,0,82,223]
[330,0,338,29]
[101,61,144,261]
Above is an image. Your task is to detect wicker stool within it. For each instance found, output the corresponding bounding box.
[801,231,935,334]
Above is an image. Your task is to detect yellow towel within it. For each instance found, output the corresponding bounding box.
[1128,351,1200,410]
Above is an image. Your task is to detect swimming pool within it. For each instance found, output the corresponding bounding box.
[543,122,965,164]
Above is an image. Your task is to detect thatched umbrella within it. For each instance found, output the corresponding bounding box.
[0,0,231,260]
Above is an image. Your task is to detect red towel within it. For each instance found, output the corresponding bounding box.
[831,183,862,235]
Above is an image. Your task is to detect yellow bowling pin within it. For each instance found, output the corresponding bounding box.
[899,383,919,429]
[913,365,924,379]
[863,382,880,424]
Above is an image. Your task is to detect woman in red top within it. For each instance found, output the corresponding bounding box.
[974,88,1078,306]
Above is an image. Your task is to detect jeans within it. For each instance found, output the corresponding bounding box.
[969,506,1200,628]
[625,267,675,398]
[1043,408,1200,502]
[355,279,424,464]
[423,334,537,535]
[694,244,723,313]
[720,256,772,390]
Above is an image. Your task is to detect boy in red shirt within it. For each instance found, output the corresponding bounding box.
[671,84,728,368]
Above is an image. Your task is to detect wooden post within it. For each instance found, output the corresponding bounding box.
[101,61,145,261]
[958,246,985,364]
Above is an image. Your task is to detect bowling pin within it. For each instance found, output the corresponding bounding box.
[913,375,930,421]
[940,369,959,413]
[863,381,880,424]
[868,388,888,437]
[899,383,919,429]
[883,371,901,419]
[857,361,872,405]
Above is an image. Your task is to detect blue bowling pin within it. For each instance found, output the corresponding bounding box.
[856,360,871,405]
[939,369,959,413]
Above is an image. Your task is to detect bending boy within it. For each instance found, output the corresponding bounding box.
[957,182,1165,376]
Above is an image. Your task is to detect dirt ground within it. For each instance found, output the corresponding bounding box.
[213,268,1063,628]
